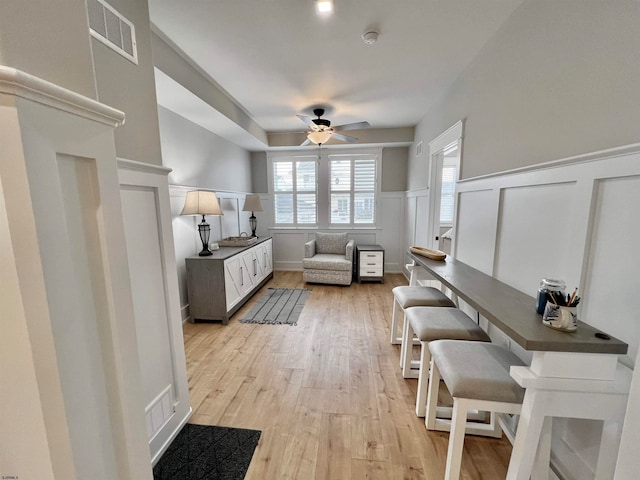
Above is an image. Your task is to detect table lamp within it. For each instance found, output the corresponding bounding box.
[242,194,263,237]
[181,190,223,256]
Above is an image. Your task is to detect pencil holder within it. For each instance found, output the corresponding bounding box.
[542,304,577,332]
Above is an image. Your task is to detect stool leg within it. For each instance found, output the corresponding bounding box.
[391,298,401,344]
[415,341,431,417]
[402,320,417,378]
[445,397,470,480]
[425,358,440,430]
[399,307,407,367]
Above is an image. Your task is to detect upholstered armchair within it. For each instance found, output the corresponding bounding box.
[303,232,354,285]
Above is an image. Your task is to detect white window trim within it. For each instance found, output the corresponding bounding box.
[268,154,319,227]
[439,158,458,227]
[328,152,378,227]
[267,147,382,229]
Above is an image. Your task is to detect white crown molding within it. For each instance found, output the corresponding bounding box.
[117,158,172,175]
[0,66,125,127]
[458,143,640,184]
[428,120,464,155]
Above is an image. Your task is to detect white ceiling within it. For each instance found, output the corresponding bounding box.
[149,0,523,149]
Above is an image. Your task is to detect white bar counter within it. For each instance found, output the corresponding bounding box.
[407,252,630,479]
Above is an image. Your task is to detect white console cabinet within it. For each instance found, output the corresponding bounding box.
[186,237,273,324]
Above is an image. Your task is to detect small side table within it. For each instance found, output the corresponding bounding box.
[356,244,385,283]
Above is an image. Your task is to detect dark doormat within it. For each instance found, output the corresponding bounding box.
[153,423,261,480]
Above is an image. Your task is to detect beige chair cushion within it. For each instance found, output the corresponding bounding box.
[406,307,491,343]
[302,254,352,271]
[430,340,526,404]
[316,232,348,255]
[392,286,455,309]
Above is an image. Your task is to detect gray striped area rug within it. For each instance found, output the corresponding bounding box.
[239,288,310,325]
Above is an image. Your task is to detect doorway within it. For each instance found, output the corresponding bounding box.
[426,121,463,257]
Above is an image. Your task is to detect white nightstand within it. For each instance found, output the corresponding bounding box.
[356,244,385,283]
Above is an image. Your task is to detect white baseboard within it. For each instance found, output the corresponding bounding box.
[180,304,190,324]
[150,407,192,466]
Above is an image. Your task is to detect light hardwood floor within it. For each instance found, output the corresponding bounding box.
[183,271,513,479]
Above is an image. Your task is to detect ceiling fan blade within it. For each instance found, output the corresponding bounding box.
[331,132,358,143]
[300,138,312,147]
[333,121,371,132]
[297,114,319,131]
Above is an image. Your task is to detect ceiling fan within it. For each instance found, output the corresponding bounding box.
[297,108,371,146]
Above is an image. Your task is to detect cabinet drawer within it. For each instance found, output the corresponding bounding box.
[359,266,383,277]
[360,251,383,263]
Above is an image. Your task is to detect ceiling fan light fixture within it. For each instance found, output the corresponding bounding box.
[307,130,332,144]
[315,0,334,14]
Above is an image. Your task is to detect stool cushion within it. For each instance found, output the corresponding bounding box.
[430,340,526,404]
[406,307,491,343]
[392,286,455,309]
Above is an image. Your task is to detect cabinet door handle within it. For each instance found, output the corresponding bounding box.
[240,266,243,286]
[253,258,257,276]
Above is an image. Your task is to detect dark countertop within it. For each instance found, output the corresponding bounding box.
[408,252,628,354]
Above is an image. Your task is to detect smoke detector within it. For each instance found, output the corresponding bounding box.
[362,31,379,45]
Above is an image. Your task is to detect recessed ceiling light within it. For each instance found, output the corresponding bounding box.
[315,0,334,15]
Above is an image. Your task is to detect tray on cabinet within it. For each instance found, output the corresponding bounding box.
[219,236,258,247]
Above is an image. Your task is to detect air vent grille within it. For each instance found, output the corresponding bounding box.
[88,0,138,64]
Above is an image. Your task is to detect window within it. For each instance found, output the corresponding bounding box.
[439,164,457,225]
[329,154,376,225]
[272,157,317,225]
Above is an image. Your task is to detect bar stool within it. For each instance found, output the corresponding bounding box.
[400,307,491,417]
[426,340,526,480]
[390,286,455,367]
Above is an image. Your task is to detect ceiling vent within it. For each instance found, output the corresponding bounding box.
[87,0,138,64]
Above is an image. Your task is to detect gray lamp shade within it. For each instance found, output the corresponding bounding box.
[181,190,223,216]
[242,194,263,212]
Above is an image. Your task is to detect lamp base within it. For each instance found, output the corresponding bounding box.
[198,215,212,256]
[250,212,258,238]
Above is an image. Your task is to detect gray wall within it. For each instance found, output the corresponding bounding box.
[159,106,252,192]
[251,147,408,193]
[251,151,269,193]
[382,147,408,192]
[409,0,640,188]
[0,0,96,99]
[91,0,163,165]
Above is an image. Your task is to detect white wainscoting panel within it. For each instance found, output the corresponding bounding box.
[405,196,417,247]
[220,197,240,238]
[271,231,307,270]
[455,189,497,275]
[581,175,640,367]
[454,145,640,480]
[119,162,191,465]
[403,188,429,277]
[120,186,176,418]
[0,68,152,479]
[415,194,430,246]
[55,154,119,479]
[494,182,576,296]
[378,193,405,273]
